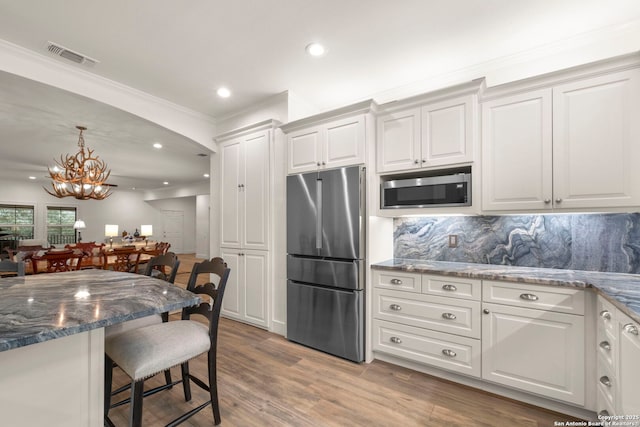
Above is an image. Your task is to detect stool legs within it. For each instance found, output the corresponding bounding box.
[130,380,144,427]
[180,362,192,402]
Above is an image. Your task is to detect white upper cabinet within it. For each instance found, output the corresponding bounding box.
[482,59,640,212]
[482,89,553,211]
[377,93,475,173]
[219,127,271,250]
[283,100,373,175]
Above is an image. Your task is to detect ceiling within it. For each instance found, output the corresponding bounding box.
[0,0,639,191]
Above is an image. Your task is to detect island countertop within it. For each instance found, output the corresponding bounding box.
[372,259,640,324]
[0,269,200,352]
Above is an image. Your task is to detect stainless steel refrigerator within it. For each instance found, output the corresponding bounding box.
[286,165,365,362]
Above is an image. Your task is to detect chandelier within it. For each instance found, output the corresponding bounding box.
[45,126,113,200]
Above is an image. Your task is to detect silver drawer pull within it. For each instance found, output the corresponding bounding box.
[599,376,612,387]
[599,410,609,417]
[389,304,402,311]
[600,310,612,320]
[442,349,457,358]
[442,312,457,320]
[624,323,639,335]
[599,341,611,351]
[442,284,457,292]
[390,336,402,344]
[520,293,539,301]
[390,278,403,285]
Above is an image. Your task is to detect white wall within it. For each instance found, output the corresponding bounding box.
[195,194,210,259]
[0,178,197,253]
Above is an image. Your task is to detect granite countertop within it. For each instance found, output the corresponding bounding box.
[0,269,200,352]
[372,259,640,324]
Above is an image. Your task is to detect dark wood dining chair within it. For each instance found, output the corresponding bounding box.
[0,259,25,277]
[105,247,141,272]
[32,250,84,273]
[104,257,230,426]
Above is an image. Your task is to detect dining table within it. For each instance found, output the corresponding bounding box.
[0,269,200,427]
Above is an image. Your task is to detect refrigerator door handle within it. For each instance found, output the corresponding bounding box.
[315,178,323,249]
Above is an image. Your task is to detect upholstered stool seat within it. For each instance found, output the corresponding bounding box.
[106,320,209,381]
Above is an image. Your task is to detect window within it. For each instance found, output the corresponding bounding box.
[47,206,77,245]
[0,204,35,240]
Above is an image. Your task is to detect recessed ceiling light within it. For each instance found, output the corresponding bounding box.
[153,143,162,149]
[217,87,231,98]
[163,181,169,185]
[203,173,210,178]
[306,42,326,57]
[28,176,36,180]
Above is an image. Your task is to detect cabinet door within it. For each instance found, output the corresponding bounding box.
[553,69,640,209]
[323,115,366,169]
[482,89,553,211]
[482,302,585,405]
[288,126,321,174]
[376,108,421,173]
[220,248,241,319]
[618,314,640,416]
[242,131,270,250]
[422,96,473,167]
[243,250,269,328]
[220,140,242,247]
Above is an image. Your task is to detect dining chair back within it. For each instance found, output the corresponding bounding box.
[0,259,25,277]
[143,252,180,283]
[33,250,83,273]
[106,247,141,272]
[105,257,230,427]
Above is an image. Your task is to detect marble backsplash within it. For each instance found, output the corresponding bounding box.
[393,213,640,274]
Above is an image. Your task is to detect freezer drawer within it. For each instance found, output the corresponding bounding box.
[287,281,363,362]
[287,255,362,290]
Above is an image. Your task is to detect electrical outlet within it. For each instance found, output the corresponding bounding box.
[448,235,458,248]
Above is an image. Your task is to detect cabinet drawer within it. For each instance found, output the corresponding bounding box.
[482,281,584,315]
[596,363,616,410]
[597,296,617,335]
[373,319,481,378]
[373,270,421,293]
[422,274,481,301]
[374,289,481,339]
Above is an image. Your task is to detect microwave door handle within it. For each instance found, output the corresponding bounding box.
[316,178,323,249]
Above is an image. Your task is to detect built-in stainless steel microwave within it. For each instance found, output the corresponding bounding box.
[381,171,471,209]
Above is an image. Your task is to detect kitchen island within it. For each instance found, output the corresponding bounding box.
[0,270,200,427]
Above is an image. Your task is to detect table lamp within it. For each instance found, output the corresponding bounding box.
[74,220,86,242]
[141,224,153,246]
[105,224,118,248]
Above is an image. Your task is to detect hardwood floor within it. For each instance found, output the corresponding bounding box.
[107,254,583,427]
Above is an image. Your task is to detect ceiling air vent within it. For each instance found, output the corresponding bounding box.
[46,41,99,66]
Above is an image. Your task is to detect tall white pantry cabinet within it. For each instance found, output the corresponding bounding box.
[217,121,277,329]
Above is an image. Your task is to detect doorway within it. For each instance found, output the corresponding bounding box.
[161,210,184,254]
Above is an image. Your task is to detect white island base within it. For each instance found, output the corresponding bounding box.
[0,328,104,427]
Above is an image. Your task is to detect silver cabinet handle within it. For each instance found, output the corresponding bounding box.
[317,162,321,166]
[599,376,612,387]
[544,199,551,204]
[624,323,639,335]
[421,159,426,163]
[389,304,402,311]
[413,159,419,164]
[322,161,326,166]
[390,279,403,285]
[442,349,457,357]
[600,310,612,320]
[483,309,490,314]
[442,284,457,292]
[442,312,457,320]
[520,293,539,301]
[598,410,609,417]
[599,341,611,351]
[555,198,562,203]
[390,336,402,344]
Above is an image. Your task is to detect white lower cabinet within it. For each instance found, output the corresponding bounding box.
[372,270,589,408]
[372,271,482,377]
[481,302,585,405]
[616,310,640,416]
[220,248,269,329]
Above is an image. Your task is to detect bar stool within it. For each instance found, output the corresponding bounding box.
[104,258,230,426]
